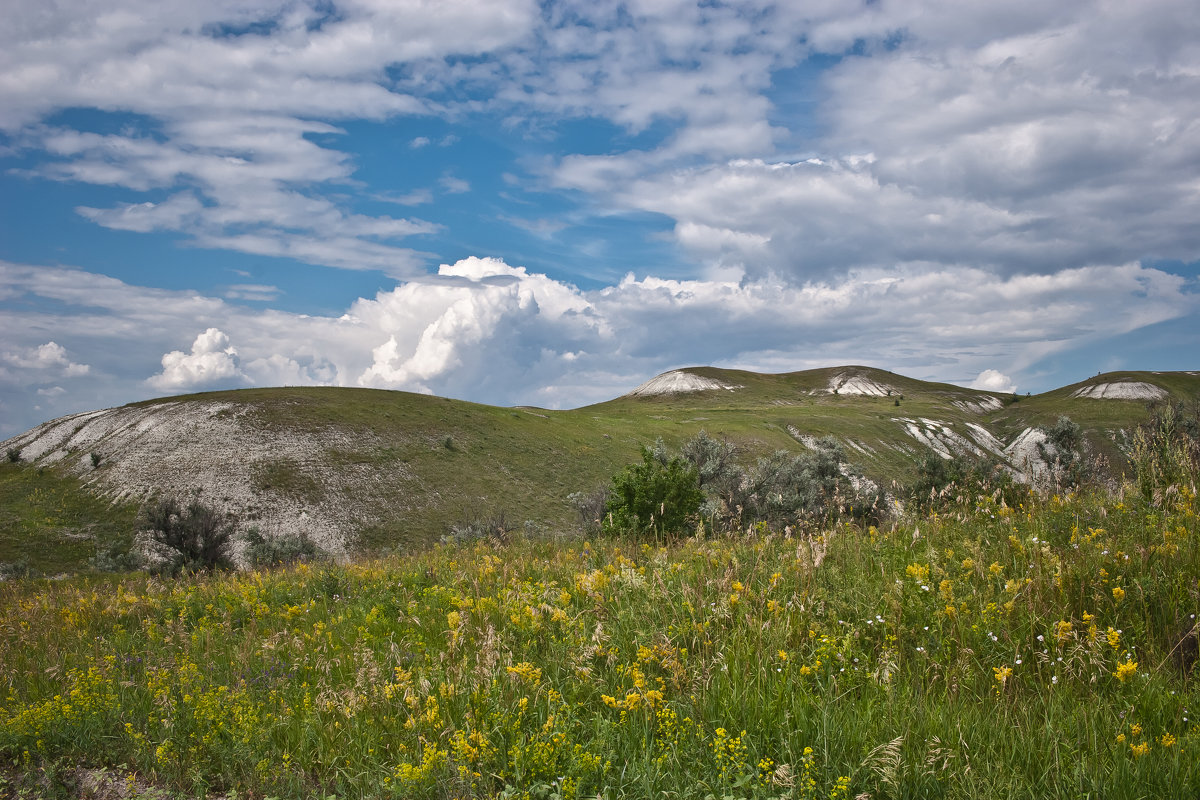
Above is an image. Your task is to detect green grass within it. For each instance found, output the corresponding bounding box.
[0,462,138,576]
[1,479,1197,798]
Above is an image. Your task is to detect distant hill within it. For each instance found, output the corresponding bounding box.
[3,366,1196,569]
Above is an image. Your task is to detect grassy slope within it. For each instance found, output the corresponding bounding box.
[0,462,137,576]
[3,367,1195,571]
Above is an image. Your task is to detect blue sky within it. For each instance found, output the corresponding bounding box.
[2,0,1198,436]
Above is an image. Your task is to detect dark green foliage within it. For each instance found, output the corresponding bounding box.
[143,497,235,575]
[0,558,40,580]
[4,448,20,464]
[605,441,703,539]
[909,450,965,507]
[243,527,321,568]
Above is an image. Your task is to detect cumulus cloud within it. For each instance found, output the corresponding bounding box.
[2,341,90,376]
[147,328,243,391]
[1,254,1196,435]
[970,370,1018,394]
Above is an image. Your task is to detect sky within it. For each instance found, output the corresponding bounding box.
[2,0,1198,437]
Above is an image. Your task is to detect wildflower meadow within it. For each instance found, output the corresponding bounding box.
[1,475,1197,799]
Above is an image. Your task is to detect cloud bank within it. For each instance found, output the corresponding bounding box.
[2,255,1193,434]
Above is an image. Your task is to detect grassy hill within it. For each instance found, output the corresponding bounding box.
[1,366,1196,574]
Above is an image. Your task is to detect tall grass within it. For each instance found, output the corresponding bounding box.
[1,482,1197,798]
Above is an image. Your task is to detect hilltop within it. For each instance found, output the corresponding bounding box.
[2,366,1196,570]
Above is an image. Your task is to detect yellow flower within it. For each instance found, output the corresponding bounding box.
[1112,586,1125,602]
[1130,741,1150,758]
[906,563,931,583]
[1131,724,1143,737]
[1116,733,1126,744]
[505,662,542,685]
[1054,620,1073,644]
[1106,627,1121,649]
[989,562,1003,576]
[1113,659,1137,682]
[777,650,788,662]
[1160,733,1177,748]
[993,666,1013,684]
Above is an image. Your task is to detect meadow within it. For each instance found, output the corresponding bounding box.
[1,473,1197,798]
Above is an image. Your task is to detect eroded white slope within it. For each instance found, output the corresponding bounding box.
[627,370,743,396]
[2,402,381,552]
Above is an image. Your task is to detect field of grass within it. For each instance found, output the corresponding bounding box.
[2,478,1197,798]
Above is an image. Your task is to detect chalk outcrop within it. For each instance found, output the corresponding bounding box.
[627,370,743,396]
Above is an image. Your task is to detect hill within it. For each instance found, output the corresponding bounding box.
[2,366,1196,571]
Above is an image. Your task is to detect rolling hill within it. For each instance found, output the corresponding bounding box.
[2,366,1196,571]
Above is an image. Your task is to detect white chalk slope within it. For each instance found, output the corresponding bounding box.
[627,370,743,396]
[3,401,378,552]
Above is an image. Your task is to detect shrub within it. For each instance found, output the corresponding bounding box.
[5,447,21,463]
[243,527,321,568]
[568,487,610,534]
[1038,415,1089,489]
[141,497,235,576]
[908,449,1031,512]
[89,537,142,573]
[1130,402,1200,500]
[605,441,703,540]
[443,511,512,545]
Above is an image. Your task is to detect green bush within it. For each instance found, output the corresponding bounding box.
[1038,415,1088,488]
[683,433,882,530]
[605,441,703,540]
[1130,402,1200,499]
[909,449,1031,512]
[242,527,321,568]
[142,497,235,576]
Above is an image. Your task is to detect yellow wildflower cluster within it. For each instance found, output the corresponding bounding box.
[1113,659,1138,682]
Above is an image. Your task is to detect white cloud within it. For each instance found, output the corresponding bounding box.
[224,284,280,302]
[439,175,471,194]
[2,341,90,376]
[970,369,1017,394]
[147,327,243,391]
[6,256,1193,436]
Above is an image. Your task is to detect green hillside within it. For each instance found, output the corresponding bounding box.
[1,366,1196,574]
